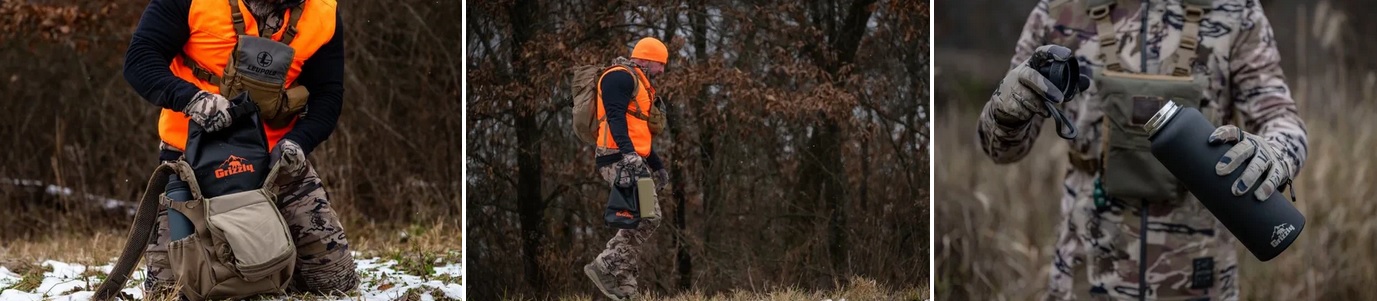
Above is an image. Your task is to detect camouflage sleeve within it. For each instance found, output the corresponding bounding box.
[1229,1,1308,177]
[976,0,1051,163]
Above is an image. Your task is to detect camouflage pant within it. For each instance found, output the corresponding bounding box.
[144,161,360,295]
[1045,170,1238,301]
[592,148,664,293]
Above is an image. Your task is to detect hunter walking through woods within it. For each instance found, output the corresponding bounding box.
[123,0,359,295]
[583,37,673,301]
[977,0,1308,300]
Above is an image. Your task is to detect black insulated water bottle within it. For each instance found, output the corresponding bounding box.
[166,175,194,241]
[1144,101,1305,261]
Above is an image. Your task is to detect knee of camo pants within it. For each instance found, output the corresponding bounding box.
[276,162,360,294]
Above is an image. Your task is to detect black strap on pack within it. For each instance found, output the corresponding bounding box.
[227,96,261,118]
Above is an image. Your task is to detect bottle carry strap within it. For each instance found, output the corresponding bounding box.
[93,161,194,301]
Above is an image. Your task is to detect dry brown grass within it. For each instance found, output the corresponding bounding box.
[0,221,460,300]
[501,276,927,301]
[937,24,1377,301]
[935,1,1377,299]
[0,220,461,265]
[935,101,1377,301]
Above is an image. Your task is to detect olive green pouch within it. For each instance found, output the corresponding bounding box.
[1097,70,1213,201]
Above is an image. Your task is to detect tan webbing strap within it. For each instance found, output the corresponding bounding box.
[1170,4,1206,76]
[626,67,653,121]
[1088,3,1124,72]
[596,66,612,147]
[281,4,305,45]
[596,64,646,147]
[180,54,222,85]
[92,162,195,301]
[627,99,651,121]
[228,0,247,36]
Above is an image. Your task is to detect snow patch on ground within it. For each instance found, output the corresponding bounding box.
[0,253,462,300]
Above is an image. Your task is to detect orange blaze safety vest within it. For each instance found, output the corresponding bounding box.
[595,66,656,157]
[159,0,337,151]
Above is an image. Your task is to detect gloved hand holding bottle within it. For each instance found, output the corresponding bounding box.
[1208,125,1295,201]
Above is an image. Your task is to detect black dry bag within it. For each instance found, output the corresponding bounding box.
[604,169,642,229]
[184,93,272,198]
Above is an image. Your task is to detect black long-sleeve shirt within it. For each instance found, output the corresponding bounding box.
[599,69,663,170]
[123,0,343,155]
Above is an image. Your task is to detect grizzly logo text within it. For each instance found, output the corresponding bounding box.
[215,155,255,179]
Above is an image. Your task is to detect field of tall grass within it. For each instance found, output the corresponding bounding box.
[510,276,926,301]
[935,4,1377,299]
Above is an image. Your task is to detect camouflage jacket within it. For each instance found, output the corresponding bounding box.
[977,0,1308,180]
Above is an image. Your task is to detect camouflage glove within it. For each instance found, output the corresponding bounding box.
[1209,125,1294,201]
[652,168,669,191]
[989,45,1090,126]
[270,139,308,178]
[183,90,233,132]
[614,152,648,187]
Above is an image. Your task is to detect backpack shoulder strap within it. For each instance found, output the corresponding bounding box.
[1168,1,1209,76]
[604,64,651,120]
[280,3,306,44]
[92,161,199,301]
[1084,0,1124,72]
[598,64,645,113]
[228,0,249,36]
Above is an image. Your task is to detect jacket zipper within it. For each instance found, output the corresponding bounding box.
[1141,0,1150,74]
[1139,1,1150,298]
[1139,200,1149,301]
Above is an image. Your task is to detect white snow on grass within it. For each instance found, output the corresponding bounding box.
[0,252,462,300]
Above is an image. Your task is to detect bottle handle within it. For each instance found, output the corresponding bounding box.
[1042,100,1077,139]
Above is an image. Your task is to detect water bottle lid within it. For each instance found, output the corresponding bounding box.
[166,175,189,190]
[1145,101,1182,137]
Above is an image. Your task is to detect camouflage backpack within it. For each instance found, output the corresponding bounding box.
[569,58,664,145]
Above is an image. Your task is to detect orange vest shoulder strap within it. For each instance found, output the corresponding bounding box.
[599,65,649,119]
[228,0,248,36]
[280,3,306,44]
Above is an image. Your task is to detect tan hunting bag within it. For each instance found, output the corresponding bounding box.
[93,158,296,301]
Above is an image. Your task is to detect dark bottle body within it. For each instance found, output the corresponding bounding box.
[1145,102,1304,261]
[166,175,195,241]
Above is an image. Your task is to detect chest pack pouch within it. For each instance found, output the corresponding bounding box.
[182,0,310,129]
[1085,0,1221,202]
[94,94,297,301]
[1097,71,1218,202]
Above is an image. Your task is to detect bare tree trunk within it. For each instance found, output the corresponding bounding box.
[799,0,878,279]
[510,0,548,294]
[659,0,694,291]
[691,1,718,291]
